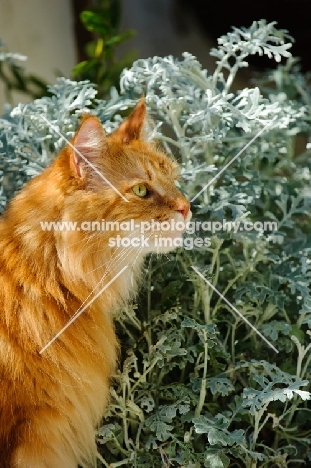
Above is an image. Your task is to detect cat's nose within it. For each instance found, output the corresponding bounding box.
[175,201,190,219]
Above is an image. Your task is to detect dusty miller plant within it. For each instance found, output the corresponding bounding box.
[1,20,311,467]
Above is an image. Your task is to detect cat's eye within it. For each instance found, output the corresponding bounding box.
[132,184,148,198]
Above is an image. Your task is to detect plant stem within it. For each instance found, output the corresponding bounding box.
[131,356,161,393]
[110,459,131,467]
[194,330,208,417]
[252,403,269,451]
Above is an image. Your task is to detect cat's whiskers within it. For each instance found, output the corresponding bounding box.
[155,229,172,261]
[127,231,154,287]
[84,228,142,276]
[67,229,151,322]
[67,224,144,275]
[66,246,142,325]
[68,230,101,252]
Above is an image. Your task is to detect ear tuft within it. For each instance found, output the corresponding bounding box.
[112,98,146,144]
[72,115,106,178]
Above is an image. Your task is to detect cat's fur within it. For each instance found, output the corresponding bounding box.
[0,100,190,467]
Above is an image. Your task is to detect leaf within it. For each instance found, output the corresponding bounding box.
[145,420,174,442]
[234,281,287,308]
[192,415,244,448]
[105,30,136,48]
[204,449,230,468]
[140,396,155,413]
[283,389,311,401]
[181,318,218,346]
[242,378,310,413]
[260,321,292,341]
[71,60,97,77]
[207,428,232,446]
[80,11,110,35]
[145,405,178,442]
[208,377,235,396]
[154,423,173,442]
[179,404,191,415]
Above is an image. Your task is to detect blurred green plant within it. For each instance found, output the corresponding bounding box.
[0,0,136,104]
[72,0,137,98]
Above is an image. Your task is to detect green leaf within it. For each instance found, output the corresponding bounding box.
[207,428,232,446]
[181,318,218,346]
[80,11,110,35]
[145,420,174,442]
[192,415,244,447]
[242,378,310,413]
[260,320,292,341]
[204,449,230,468]
[105,30,136,48]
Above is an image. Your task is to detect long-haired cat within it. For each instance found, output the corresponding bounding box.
[0,99,191,467]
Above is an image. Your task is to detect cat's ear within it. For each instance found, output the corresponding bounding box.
[112,98,146,144]
[72,115,106,178]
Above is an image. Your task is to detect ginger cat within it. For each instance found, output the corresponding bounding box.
[0,100,191,467]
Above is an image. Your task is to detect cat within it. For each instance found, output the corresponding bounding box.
[0,99,191,468]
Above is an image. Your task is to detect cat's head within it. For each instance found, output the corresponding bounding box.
[65,99,191,254]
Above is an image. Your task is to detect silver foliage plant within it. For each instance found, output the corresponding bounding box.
[1,20,311,467]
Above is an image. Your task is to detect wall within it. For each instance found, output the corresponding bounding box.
[0,0,76,109]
